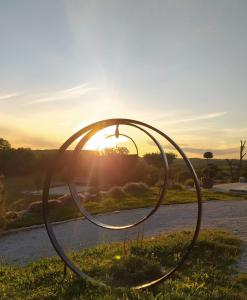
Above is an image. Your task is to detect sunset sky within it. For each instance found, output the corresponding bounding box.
[0,1,247,157]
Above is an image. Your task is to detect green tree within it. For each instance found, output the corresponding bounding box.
[203,151,213,165]
[238,140,246,179]
[0,147,35,176]
[0,138,11,151]
[101,146,129,156]
[202,163,220,179]
[143,152,176,168]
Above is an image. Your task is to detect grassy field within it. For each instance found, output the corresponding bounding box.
[0,230,246,299]
[3,176,247,230]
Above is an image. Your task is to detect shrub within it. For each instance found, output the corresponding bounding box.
[145,168,160,186]
[58,193,87,206]
[123,182,149,196]
[184,178,194,188]
[27,199,62,213]
[202,177,214,189]
[107,186,126,198]
[58,194,72,205]
[11,198,28,211]
[171,182,184,190]
[5,211,18,220]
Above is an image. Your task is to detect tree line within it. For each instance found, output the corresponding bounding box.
[0,138,177,186]
[1,137,246,187]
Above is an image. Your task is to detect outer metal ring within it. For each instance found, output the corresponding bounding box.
[68,121,168,230]
[42,118,202,290]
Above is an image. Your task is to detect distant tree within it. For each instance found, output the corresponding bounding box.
[202,152,216,188]
[225,159,235,182]
[0,147,35,176]
[143,152,176,168]
[101,146,129,156]
[225,140,246,182]
[203,151,213,164]
[238,140,246,179]
[202,163,220,179]
[0,138,11,151]
[115,146,129,156]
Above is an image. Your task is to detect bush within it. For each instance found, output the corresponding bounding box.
[202,177,214,189]
[107,186,126,198]
[123,182,149,196]
[184,178,194,188]
[27,199,62,213]
[58,194,72,205]
[177,170,191,182]
[170,182,184,190]
[145,168,160,186]
[11,198,28,211]
[5,211,18,220]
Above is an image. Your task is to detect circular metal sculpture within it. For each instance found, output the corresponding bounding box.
[42,118,202,289]
[68,122,168,229]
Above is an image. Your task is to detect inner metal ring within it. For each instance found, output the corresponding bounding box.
[68,122,168,230]
[42,118,202,290]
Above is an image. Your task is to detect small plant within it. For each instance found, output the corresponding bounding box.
[5,210,18,220]
[27,199,62,213]
[184,178,194,188]
[123,182,149,196]
[107,186,126,199]
[171,182,184,190]
[202,176,214,189]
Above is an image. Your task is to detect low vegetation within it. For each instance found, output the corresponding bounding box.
[0,230,246,299]
[4,179,247,229]
[1,144,247,230]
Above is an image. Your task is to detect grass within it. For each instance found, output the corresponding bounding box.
[0,230,246,299]
[3,176,247,230]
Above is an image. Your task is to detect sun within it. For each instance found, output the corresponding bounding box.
[85,129,127,151]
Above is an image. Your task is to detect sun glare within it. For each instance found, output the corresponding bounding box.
[85,130,127,151]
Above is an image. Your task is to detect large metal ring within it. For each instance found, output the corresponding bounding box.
[42,118,202,290]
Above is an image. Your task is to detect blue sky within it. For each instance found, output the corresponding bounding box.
[0,0,246,157]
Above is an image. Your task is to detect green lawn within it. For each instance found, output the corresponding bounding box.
[1,230,246,299]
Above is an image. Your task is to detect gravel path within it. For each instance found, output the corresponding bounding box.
[213,182,247,193]
[0,200,247,271]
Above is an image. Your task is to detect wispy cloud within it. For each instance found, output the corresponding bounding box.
[29,83,101,104]
[162,112,227,125]
[0,93,21,100]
